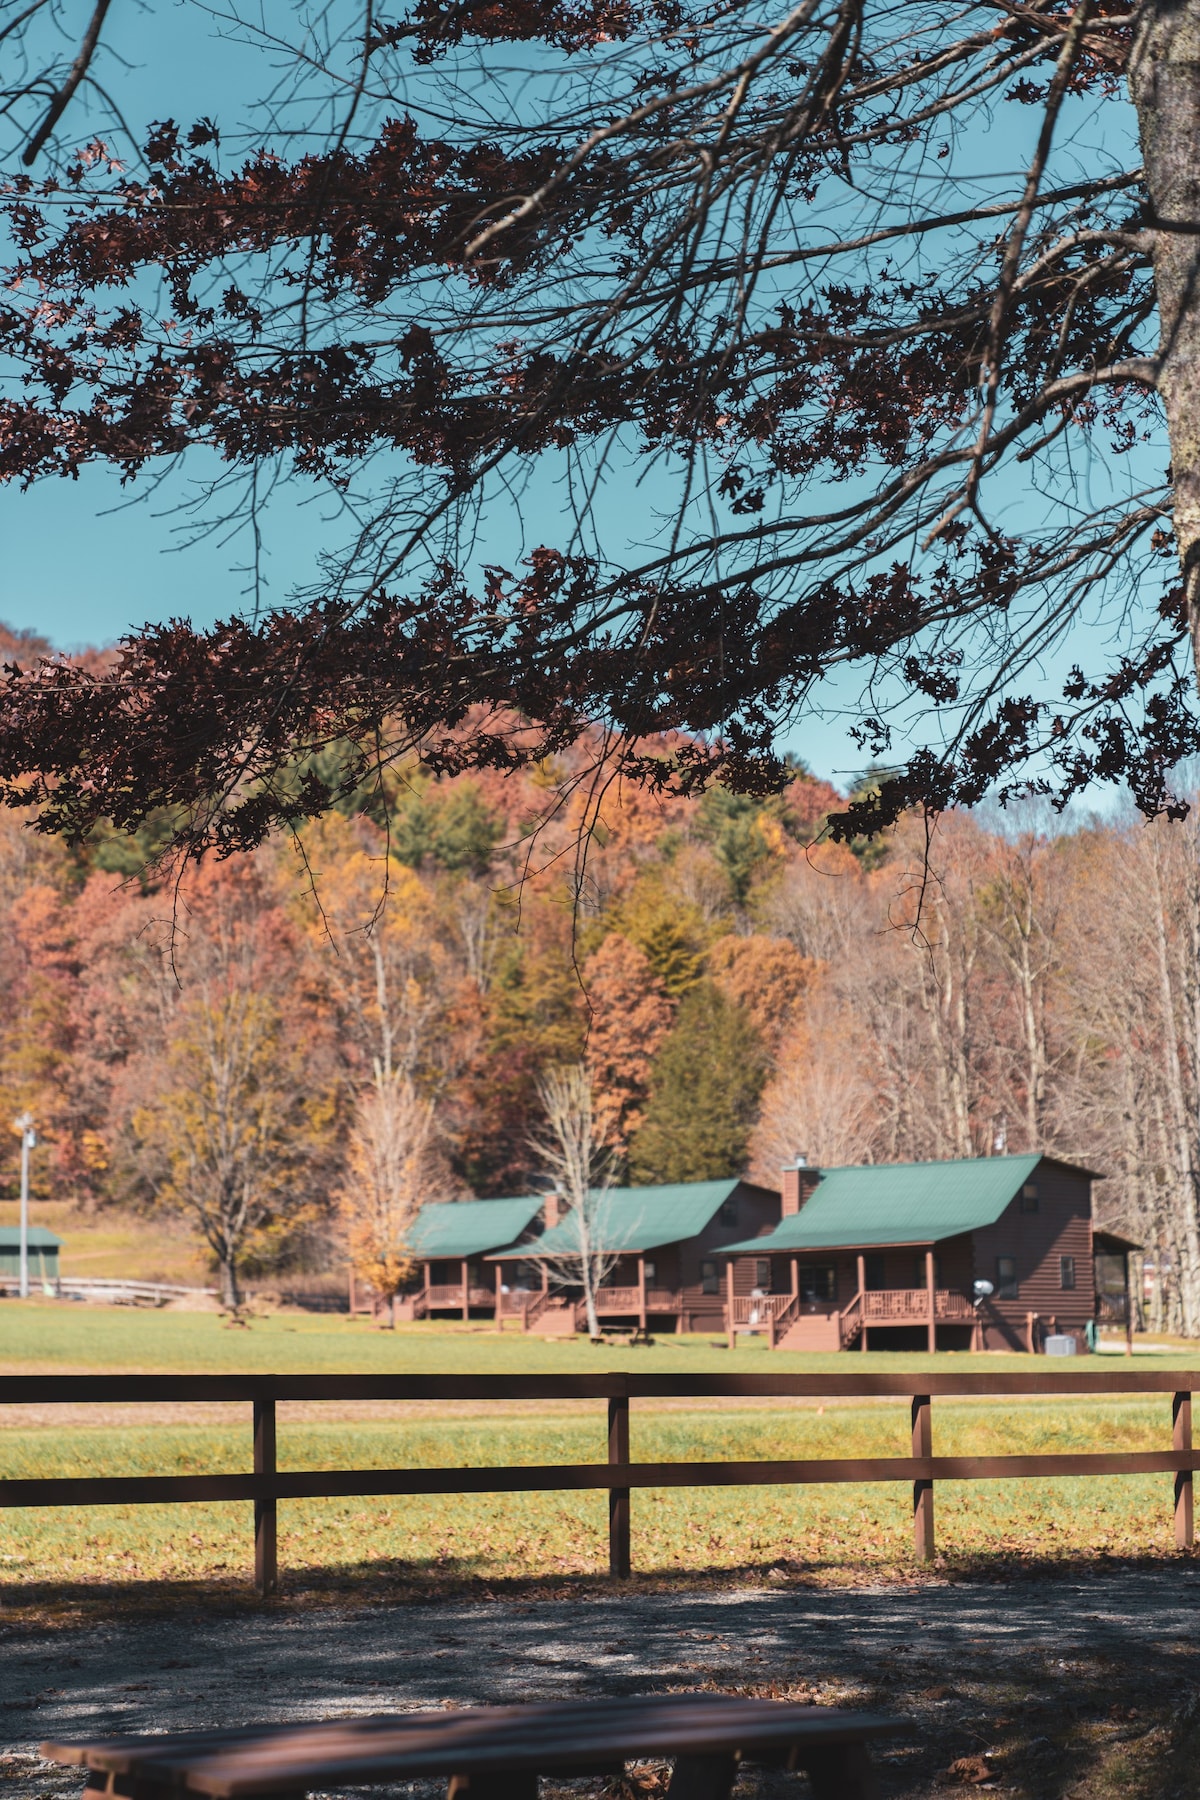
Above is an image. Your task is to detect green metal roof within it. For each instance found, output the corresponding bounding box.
[0,1226,62,1248]
[406,1196,544,1260]
[489,1178,748,1259]
[722,1155,1050,1253]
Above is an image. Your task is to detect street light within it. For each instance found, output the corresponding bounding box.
[11,1112,36,1299]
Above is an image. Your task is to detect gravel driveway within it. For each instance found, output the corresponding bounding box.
[4,1568,1199,1799]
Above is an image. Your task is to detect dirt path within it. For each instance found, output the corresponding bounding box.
[3,1569,1199,1799]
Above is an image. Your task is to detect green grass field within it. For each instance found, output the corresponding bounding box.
[6,1293,1200,1374]
[2,1301,1197,1598]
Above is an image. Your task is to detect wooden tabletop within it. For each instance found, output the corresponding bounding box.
[44,1694,894,1797]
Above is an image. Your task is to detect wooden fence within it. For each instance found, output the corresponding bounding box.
[0,1369,1196,1596]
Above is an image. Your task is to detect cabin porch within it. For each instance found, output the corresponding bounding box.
[724,1244,978,1350]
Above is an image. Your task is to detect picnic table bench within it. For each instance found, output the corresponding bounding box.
[45,1692,891,1800]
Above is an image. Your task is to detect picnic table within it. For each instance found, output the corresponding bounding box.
[44,1691,891,1800]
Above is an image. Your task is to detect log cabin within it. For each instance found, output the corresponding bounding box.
[719,1153,1118,1352]
[487,1178,782,1334]
[380,1195,547,1321]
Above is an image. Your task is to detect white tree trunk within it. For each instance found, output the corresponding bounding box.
[1131,0,1200,673]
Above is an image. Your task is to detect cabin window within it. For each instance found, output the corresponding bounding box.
[799,1263,837,1302]
[995,1255,1018,1299]
[700,1259,719,1295]
[643,1260,657,1285]
[719,1199,738,1226]
[1020,1182,1039,1212]
[1059,1255,1076,1290]
[864,1254,887,1291]
[754,1259,771,1291]
[912,1253,942,1287]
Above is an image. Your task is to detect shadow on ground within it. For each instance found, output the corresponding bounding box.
[2,1563,1199,1800]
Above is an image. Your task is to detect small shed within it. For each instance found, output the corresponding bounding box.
[0,1225,62,1284]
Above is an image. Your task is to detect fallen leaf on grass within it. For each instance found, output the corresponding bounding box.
[940,1755,991,1785]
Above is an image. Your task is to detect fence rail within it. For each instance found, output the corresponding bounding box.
[0,1370,1195,1595]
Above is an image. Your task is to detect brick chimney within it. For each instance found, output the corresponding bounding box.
[781,1155,817,1216]
[543,1190,565,1231]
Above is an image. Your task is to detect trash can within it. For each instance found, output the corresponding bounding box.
[1044,1333,1077,1356]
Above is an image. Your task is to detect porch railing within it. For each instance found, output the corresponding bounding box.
[425,1284,495,1310]
[591,1286,684,1314]
[730,1294,799,1326]
[862,1287,975,1322]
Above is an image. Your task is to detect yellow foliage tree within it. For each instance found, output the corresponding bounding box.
[340,1068,441,1325]
[134,988,334,1309]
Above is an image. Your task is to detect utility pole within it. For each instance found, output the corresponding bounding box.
[12,1112,35,1299]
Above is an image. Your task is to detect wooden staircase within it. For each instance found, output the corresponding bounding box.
[775,1290,863,1352]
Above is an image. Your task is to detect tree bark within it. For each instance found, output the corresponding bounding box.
[218,1255,240,1311]
[1131,0,1200,670]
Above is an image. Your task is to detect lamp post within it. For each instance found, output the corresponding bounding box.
[12,1112,35,1299]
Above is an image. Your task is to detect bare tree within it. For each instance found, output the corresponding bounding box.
[531,1063,617,1341]
[750,987,877,1175]
[340,1069,440,1326]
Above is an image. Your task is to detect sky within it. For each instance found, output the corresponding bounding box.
[0,3,1165,799]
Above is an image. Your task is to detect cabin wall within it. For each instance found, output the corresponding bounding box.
[678,1181,782,1327]
[0,1246,58,1279]
[970,1161,1094,1349]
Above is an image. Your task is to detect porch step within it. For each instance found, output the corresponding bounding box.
[776,1314,843,1352]
[535,1302,577,1336]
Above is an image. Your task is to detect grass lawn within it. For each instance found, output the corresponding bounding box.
[6,1293,1200,1375]
[1,1300,1198,1602]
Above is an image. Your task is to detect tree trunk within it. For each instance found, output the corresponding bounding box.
[1148,838,1200,1332]
[582,1256,602,1339]
[218,1255,240,1311]
[1131,0,1200,669]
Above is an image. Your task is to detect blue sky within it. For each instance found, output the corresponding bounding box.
[0,5,1165,798]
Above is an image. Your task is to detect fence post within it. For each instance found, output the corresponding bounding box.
[1174,1390,1193,1551]
[608,1387,631,1578]
[254,1397,278,1597]
[912,1392,934,1562]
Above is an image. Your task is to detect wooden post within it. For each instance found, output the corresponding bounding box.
[1125,1266,1134,1356]
[911,1392,934,1562]
[461,1258,470,1322]
[925,1248,937,1355]
[494,1261,503,1331]
[253,1397,278,1598]
[726,1261,736,1350]
[1174,1390,1194,1550]
[637,1255,647,1335]
[608,1392,631,1577]
[857,1253,868,1351]
[791,1256,799,1299]
[1026,1311,1038,1354]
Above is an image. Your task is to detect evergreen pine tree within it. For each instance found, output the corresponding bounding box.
[628,982,766,1185]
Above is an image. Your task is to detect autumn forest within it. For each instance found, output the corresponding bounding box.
[0,609,1196,1334]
